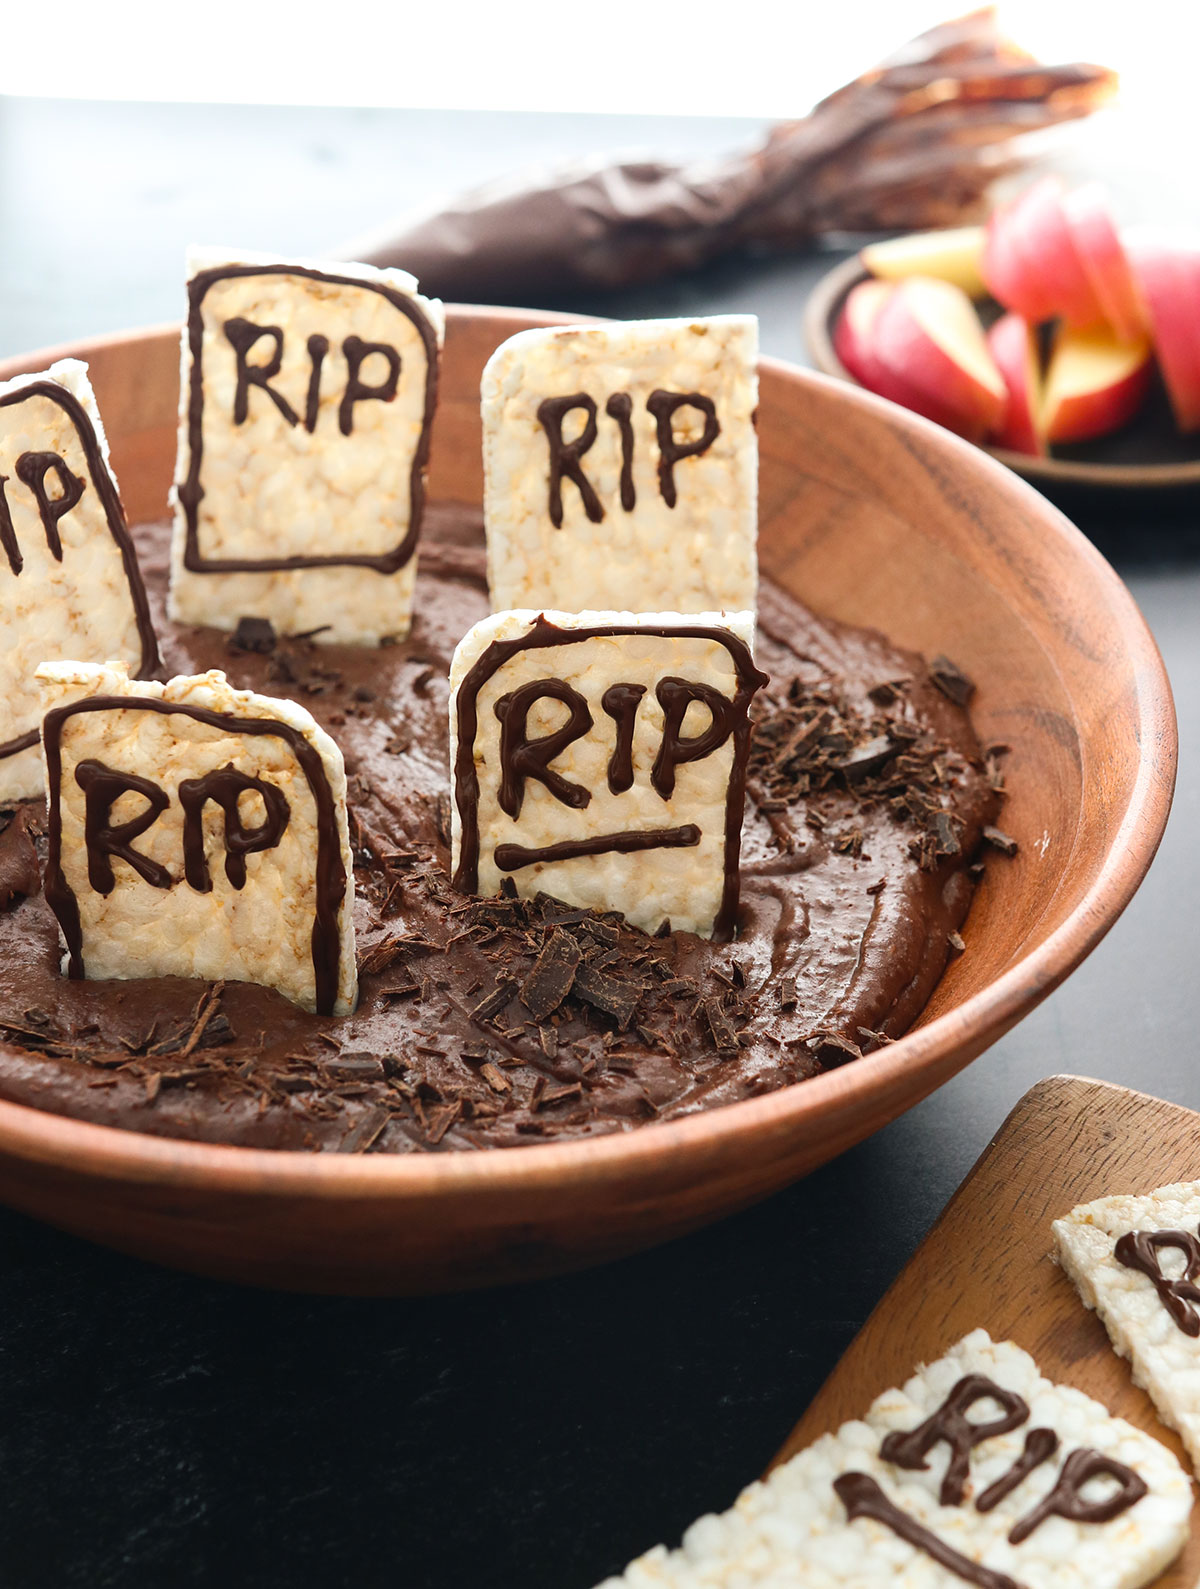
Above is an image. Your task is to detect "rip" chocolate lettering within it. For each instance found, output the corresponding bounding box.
[223,320,402,437]
[75,760,290,896]
[536,388,721,525]
[837,1372,1149,1577]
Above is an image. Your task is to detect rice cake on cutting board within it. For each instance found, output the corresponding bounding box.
[772,1076,1200,1587]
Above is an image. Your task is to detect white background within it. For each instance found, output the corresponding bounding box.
[0,1,1194,129]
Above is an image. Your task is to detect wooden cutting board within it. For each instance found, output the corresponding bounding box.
[774,1074,1200,1585]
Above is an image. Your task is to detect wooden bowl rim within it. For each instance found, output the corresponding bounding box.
[0,308,1176,1198]
[804,254,1200,491]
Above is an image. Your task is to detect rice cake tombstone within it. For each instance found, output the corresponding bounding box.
[482,316,758,614]
[39,661,356,1016]
[0,360,158,802]
[1055,1180,1200,1472]
[597,1329,1191,1589]
[171,248,443,645]
[449,610,767,939]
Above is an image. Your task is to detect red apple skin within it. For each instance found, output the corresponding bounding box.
[870,278,1006,441]
[833,280,894,385]
[1010,177,1105,328]
[834,280,972,433]
[1063,183,1148,344]
[1129,238,1200,432]
[1041,328,1153,445]
[983,193,1059,324]
[987,314,1045,456]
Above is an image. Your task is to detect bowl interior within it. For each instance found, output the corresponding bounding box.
[0,308,1173,1292]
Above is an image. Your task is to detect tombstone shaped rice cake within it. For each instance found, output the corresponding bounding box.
[482,316,758,614]
[38,661,356,1015]
[0,360,158,802]
[598,1329,1190,1589]
[449,610,767,939]
[1054,1180,1200,1471]
[170,247,443,645]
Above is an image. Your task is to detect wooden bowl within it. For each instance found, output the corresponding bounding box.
[805,254,1200,492]
[0,309,1175,1294]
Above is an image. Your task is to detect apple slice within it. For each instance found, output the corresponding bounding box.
[987,314,1045,456]
[1041,324,1152,444]
[833,279,895,386]
[1010,177,1106,327]
[833,280,970,432]
[983,192,1060,324]
[871,277,1006,440]
[861,227,986,297]
[1128,235,1200,432]
[1063,183,1148,344]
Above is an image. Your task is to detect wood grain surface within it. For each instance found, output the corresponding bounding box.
[776,1073,1200,1585]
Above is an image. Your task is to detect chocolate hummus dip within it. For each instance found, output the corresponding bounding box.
[0,505,1001,1153]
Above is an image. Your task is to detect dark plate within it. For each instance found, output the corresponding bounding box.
[804,254,1200,492]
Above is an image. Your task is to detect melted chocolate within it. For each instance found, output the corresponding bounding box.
[451,617,768,941]
[601,683,646,794]
[223,320,298,427]
[303,334,330,434]
[339,336,401,437]
[1114,1227,1200,1335]
[14,451,85,562]
[180,263,439,574]
[645,390,719,508]
[1006,1448,1146,1544]
[605,392,636,512]
[495,678,593,819]
[975,1429,1059,1512]
[494,825,700,872]
[0,380,160,760]
[0,506,998,1152]
[536,394,603,527]
[834,1473,1018,1589]
[651,677,738,799]
[42,697,346,1016]
[880,1375,1030,1507]
[178,768,290,892]
[75,760,172,894]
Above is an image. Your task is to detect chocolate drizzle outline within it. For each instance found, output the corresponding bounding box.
[0,381,160,761]
[42,696,347,1016]
[451,616,768,941]
[179,264,440,575]
[1115,1226,1200,1335]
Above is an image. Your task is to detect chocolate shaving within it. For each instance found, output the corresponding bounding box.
[703,998,741,1054]
[983,824,1019,857]
[930,654,975,706]
[519,928,582,1020]
[572,964,640,1031]
[338,1106,390,1154]
[471,980,516,1022]
[228,616,277,653]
